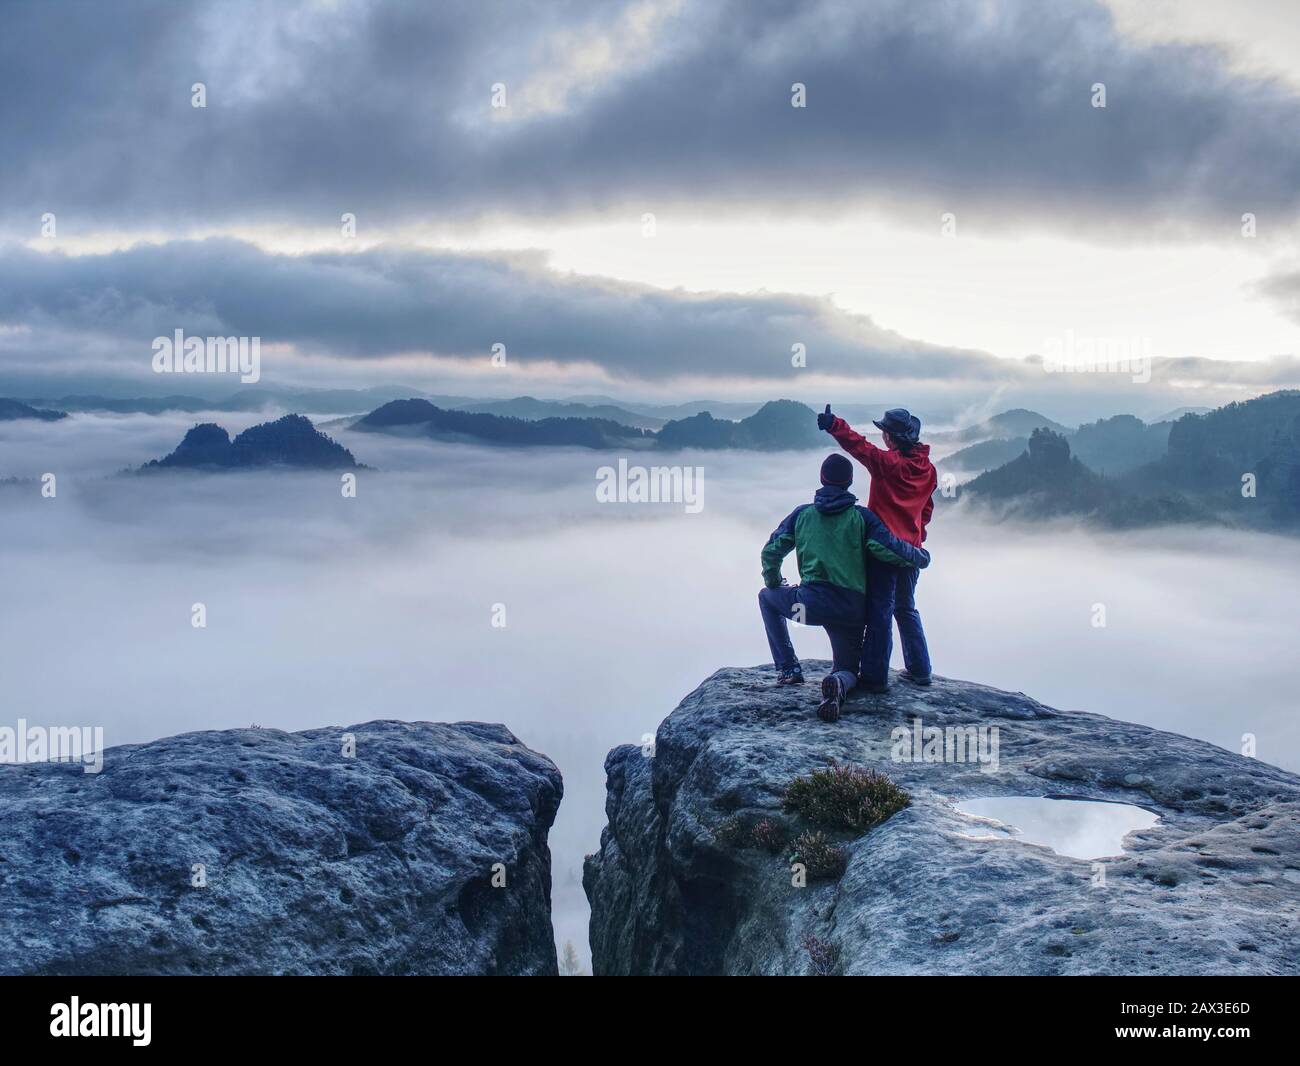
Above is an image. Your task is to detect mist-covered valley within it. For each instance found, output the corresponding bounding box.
[4,411,1299,965]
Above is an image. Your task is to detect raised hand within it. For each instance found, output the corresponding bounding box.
[816,403,835,431]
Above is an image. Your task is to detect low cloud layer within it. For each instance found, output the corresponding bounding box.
[3,418,1298,965]
[3,0,1299,234]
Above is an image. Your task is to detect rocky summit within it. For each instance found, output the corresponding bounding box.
[0,720,561,975]
[584,665,1300,976]
[140,414,361,470]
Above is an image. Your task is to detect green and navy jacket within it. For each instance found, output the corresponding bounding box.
[762,485,931,600]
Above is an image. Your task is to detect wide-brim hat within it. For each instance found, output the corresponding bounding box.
[872,408,921,443]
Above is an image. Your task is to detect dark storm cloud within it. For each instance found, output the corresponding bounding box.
[0,237,999,382]
[0,0,571,229]
[3,0,1299,232]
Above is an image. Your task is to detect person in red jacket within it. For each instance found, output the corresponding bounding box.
[818,405,937,692]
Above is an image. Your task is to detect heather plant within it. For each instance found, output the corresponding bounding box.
[783,762,910,833]
[713,815,750,847]
[789,830,847,880]
[800,932,843,976]
[751,817,788,854]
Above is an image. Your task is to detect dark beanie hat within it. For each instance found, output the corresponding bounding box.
[820,453,853,486]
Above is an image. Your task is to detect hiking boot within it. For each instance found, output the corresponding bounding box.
[857,680,889,695]
[817,675,845,723]
[776,668,805,686]
[899,671,932,687]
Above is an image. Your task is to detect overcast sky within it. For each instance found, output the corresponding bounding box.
[4,0,1300,417]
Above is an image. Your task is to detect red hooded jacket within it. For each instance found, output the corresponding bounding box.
[828,417,936,546]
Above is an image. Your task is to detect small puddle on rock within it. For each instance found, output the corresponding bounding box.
[953,796,1159,859]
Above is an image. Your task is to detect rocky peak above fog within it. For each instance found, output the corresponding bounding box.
[140,414,361,471]
[585,665,1300,975]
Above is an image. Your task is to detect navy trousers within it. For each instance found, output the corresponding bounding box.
[860,561,932,686]
[759,583,864,692]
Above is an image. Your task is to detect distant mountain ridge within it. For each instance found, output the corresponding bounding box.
[450,396,665,430]
[943,414,1172,476]
[6,388,1078,450]
[961,428,1204,526]
[18,387,472,417]
[931,408,1071,446]
[1154,406,1214,423]
[961,391,1300,531]
[575,397,769,422]
[353,399,652,449]
[354,397,823,451]
[1128,390,1300,525]
[0,398,67,422]
[1069,414,1172,474]
[655,399,823,450]
[18,385,1300,527]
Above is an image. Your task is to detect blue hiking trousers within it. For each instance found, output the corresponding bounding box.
[758,581,864,692]
[860,560,931,686]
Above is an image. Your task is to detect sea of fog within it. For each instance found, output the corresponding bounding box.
[4,410,1300,968]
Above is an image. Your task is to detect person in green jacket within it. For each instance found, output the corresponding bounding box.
[760,454,931,721]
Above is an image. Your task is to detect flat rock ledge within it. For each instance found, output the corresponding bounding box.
[0,720,562,975]
[584,665,1300,975]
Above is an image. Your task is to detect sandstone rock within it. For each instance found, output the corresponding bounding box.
[0,720,561,975]
[585,665,1300,975]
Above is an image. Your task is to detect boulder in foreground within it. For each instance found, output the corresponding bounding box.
[0,720,562,975]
